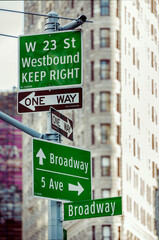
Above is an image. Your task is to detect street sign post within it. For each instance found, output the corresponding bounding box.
[32,138,91,202]
[17,87,82,113]
[19,30,82,90]
[64,197,122,221]
[50,107,73,141]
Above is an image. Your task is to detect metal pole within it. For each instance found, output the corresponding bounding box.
[59,15,87,30]
[45,11,63,240]
[0,111,43,139]
[45,11,87,239]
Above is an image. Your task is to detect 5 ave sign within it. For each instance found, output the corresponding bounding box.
[32,138,91,202]
[17,87,82,113]
[19,30,82,90]
[51,107,73,141]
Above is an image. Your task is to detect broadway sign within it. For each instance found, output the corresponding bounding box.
[64,197,122,221]
[17,87,82,113]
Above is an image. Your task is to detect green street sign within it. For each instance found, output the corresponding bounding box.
[32,138,91,201]
[19,30,82,90]
[64,197,122,221]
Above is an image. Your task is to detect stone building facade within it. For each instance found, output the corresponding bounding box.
[22,0,159,239]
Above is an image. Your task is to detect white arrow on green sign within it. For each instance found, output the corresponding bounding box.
[32,138,91,202]
[64,197,122,221]
[19,30,82,90]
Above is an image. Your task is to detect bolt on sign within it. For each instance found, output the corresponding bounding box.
[32,138,91,202]
[19,30,82,90]
[64,197,122,221]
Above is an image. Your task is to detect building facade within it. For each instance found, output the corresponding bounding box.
[0,91,22,240]
[23,0,159,239]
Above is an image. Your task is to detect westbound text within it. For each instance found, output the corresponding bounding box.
[19,30,82,89]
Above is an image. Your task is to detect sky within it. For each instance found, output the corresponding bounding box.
[0,1,23,91]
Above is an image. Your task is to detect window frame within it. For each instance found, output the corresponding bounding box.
[101,156,110,176]
[102,225,111,240]
[100,91,111,112]
[100,60,110,80]
[101,123,111,144]
[100,28,110,48]
[100,0,110,16]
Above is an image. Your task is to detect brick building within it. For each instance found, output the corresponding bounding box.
[0,91,22,240]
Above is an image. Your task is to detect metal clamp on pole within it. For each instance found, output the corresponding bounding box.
[60,15,87,30]
[45,11,60,32]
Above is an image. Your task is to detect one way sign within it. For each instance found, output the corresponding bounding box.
[51,107,73,141]
[17,87,82,113]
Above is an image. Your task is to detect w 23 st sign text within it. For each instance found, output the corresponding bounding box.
[19,30,82,90]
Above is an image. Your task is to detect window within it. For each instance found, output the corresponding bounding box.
[133,78,135,95]
[101,124,111,143]
[91,93,94,113]
[100,28,110,47]
[140,178,145,196]
[146,185,151,204]
[116,94,120,112]
[91,30,94,49]
[100,0,110,16]
[116,0,119,17]
[71,0,74,8]
[152,161,155,178]
[155,83,157,97]
[152,133,154,149]
[133,17,135,35]
[91,125,95,145]
[100,60,110,79]
[152,106,154,122]
[92,226,95,240]
[134,202,139,220]
[133,108,135,125]
[91,61,94,81]
[125,6,127,24]
[101,156,110,176]
[133,138,136,156]
[116,30,119,49]
[116,61,120,80]
[102,225,111,240]
[133,47,135,65]
[100,92,110,112]
[117,158,120,177]
[92,157,95,177]
[91,0,94,18]
[137,144,140,160]
[134,172,138,189]
[117,125,120,144]
[102,189,110,198]
[141,208,146,226]
[151,51,154,67]
[118,226,121,240]
[151,0,154,13]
